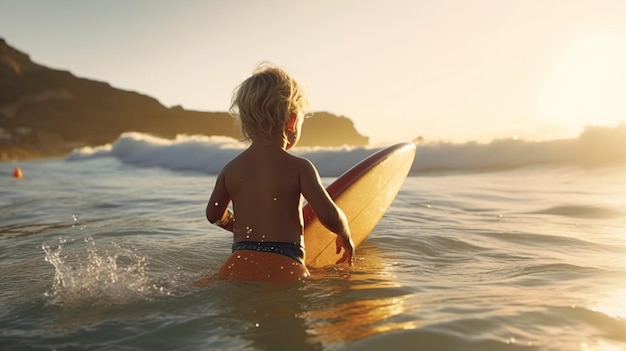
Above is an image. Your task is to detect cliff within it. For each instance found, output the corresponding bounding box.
[0,39,368,160]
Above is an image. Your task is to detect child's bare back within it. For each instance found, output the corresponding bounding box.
[220,142,310,244]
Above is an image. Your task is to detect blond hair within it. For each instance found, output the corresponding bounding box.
[229,64,309,144]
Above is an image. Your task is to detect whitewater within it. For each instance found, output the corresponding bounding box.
[1,126,626,350]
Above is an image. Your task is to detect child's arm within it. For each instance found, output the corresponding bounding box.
[299,159,355,265]
[206,171,234,232]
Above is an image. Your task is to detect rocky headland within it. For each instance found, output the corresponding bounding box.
[0,39,368,160]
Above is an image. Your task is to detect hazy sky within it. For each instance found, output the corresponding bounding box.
[2,0,626,144]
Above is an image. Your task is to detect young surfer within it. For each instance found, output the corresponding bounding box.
[205,64,355,282]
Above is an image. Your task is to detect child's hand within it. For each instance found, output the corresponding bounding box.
[335,234,355,265]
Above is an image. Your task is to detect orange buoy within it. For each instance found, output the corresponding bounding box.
[13,167,23,179]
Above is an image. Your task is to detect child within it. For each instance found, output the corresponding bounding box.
[206,64,355,283]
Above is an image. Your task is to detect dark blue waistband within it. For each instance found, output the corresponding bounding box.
[232,241,305,265]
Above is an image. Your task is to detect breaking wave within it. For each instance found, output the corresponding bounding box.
[66,123,626,176]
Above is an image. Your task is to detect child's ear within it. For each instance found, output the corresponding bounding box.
[287,112,298,131]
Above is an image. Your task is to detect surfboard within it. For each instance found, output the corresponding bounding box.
[303,142,416,268]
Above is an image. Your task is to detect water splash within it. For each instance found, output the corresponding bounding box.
[42,236,170,307]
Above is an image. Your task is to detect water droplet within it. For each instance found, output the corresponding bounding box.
[236,255,241,259]
[72,214,79,222]
[273,197,277,201]
[255,323,260,328]
[214,202,219,207]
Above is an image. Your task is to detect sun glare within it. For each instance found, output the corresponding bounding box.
[539,33,626,132]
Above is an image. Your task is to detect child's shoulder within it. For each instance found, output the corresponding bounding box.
[285,151,314,166]
[285,153,321,177]
[219,151,245,174]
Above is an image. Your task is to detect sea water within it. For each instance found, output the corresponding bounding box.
[1,131,625,351]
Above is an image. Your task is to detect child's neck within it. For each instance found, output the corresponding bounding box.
[250,138,288,151]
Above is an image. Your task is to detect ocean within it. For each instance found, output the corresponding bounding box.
[1,130,625,351]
